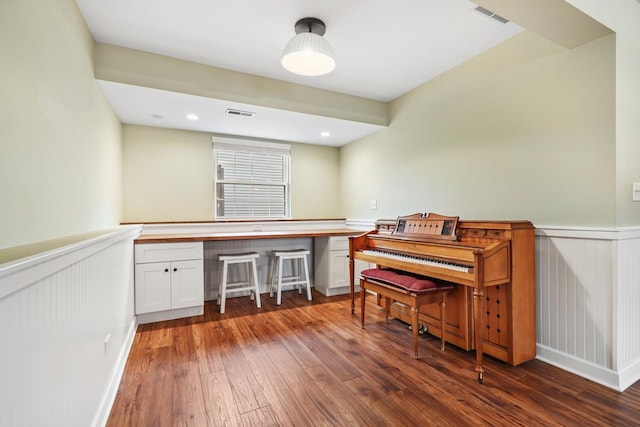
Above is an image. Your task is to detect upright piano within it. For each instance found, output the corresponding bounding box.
[349,213,536,381]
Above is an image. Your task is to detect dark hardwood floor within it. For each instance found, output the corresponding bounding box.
[107,290,640,426]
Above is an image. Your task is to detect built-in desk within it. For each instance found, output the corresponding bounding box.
[134,228,360,244]
[133,226,366,323]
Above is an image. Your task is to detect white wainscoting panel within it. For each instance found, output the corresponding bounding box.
[536,235,614,368]
[535,226,640,391]
[0,226,141,427]
[616,236,640,390]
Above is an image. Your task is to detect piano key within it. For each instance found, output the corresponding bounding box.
[360,249,471,273]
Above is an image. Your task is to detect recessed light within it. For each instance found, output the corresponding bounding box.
[186,114,199,120]
[320,131,331,137]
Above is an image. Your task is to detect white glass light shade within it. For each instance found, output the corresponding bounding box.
[281,32,336,76]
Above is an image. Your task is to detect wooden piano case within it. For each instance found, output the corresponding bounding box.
[376,219,535,366]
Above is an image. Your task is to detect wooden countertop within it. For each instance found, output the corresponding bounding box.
[134,228,363,244]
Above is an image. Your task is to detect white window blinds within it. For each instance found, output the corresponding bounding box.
[213,137,291,219]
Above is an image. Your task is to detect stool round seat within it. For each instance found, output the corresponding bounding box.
[269,249,311,305]
[217,252,261,314]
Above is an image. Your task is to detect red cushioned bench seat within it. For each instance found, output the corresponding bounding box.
[359,268,455,359]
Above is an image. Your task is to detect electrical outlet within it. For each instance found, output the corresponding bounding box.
[369,199,377,210]
[633,182,640,202]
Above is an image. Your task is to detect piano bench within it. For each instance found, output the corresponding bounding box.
[359,268,455,359]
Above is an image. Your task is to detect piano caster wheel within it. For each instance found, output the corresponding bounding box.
[477,373,484,384]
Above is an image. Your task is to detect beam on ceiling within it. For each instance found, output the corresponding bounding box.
[93,43,389,127]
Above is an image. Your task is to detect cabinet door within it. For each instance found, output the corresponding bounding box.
[329,250,349,289]
[135,262,172,314]
[170,259,204,310]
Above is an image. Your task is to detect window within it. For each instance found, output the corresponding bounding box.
[213,137,291,219]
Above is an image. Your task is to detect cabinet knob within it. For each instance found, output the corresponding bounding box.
[164,268,169,272]
[173,267,178,272]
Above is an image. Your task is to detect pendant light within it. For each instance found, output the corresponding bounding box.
[281,17,336,77]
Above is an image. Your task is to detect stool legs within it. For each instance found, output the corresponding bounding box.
[276,255,284,305]
[302,255,311,301]
[217,253,261,314]
[270,250,311,306]
[269,257,275,299]
[251,258,262,309]
[218,260,229,314]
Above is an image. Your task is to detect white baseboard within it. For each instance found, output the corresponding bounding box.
[536,344,622,391]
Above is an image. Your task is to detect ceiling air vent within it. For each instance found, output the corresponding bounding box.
[474,6,509,24]
[225,108,255,117]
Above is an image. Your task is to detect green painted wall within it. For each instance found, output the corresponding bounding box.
[0,0,122,249]
[122,125,342,221]
[340,31,616,226]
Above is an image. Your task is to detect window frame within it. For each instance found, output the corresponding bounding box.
[212,136,291,220]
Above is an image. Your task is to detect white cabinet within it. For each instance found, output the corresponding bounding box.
[135,261,171,313]
[315,236,367,296]
[134,242,204,323]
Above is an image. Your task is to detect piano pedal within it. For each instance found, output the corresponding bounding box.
[408,324,427,335]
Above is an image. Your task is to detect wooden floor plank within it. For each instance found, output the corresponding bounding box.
[262,340,345,426]
[172,321,197,365]
[108,345,175,427]
[304,364,385,426]
[215,325,269,414]
[239,406,279,427]
[284,307,369,383]
[200,371,242,427]
[239,339,316,426]
[342,375,426,426]
[191,321,225,375]
[172,360,208,426]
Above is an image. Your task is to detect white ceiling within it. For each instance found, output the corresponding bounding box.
[76,0,522,146]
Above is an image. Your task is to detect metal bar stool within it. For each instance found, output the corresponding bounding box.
[269,249,311,305]
[217,252,261,314]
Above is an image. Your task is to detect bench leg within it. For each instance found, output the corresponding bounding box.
[439,294,447,351]
[412,306,419,359]
[360,284,366,329]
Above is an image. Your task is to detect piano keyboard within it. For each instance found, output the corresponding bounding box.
[361,249,471,273]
